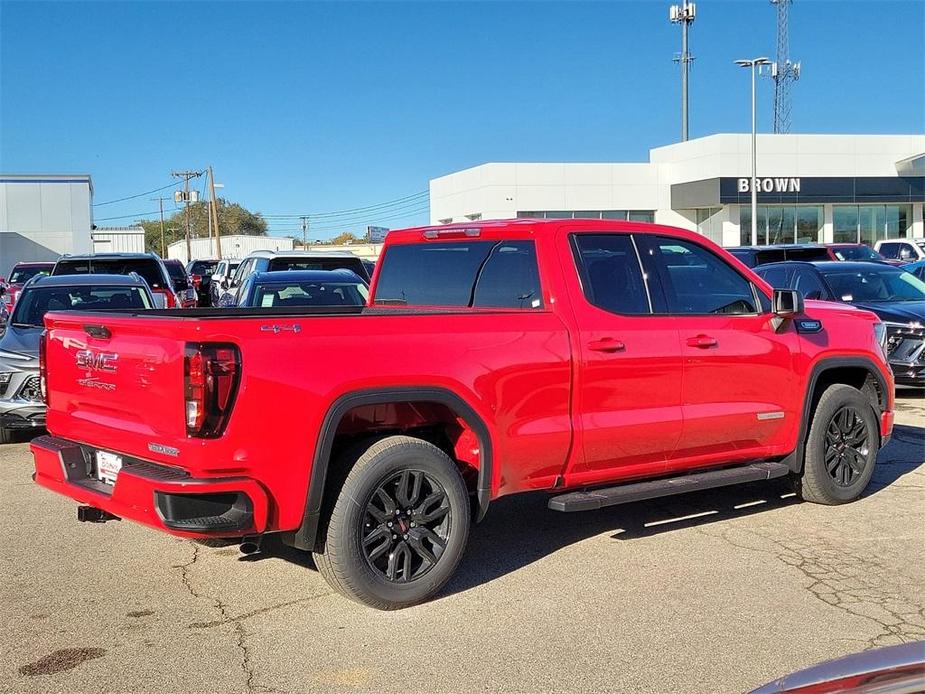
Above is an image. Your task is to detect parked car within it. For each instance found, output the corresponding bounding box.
[52,253,180,308]
[32,219,894,609]
[754,261,925,386]
[823,243,890,263]
[208,259,241,307]
[0,262,55,313]
[163,259,198,308]
[361,259,376,279]
[749,640,925,694]
[186,259,220,307]
[875,238,925,263]
[233,270,369,308]
[727,244,831,268]
[213,250,370,307]
[0,274,154,444]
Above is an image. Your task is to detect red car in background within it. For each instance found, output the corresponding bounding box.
[0,262,55,313]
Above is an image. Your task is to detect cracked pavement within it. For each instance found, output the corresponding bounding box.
[1,390,922,693]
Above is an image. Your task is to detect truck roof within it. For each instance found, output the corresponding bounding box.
[58,252,160,261]
[385,218,706,245]
[250,269,365,283]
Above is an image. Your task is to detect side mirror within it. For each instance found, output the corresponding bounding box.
[773,288,804,317]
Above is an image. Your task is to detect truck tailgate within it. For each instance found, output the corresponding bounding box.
[44,312,191,449]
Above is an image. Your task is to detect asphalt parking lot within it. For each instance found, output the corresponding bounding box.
[1,391,922,694]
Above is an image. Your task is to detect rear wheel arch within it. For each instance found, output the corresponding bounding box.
[784,356,888,473]
[284,387,494,552]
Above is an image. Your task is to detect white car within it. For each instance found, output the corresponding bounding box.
[875,238,925,262]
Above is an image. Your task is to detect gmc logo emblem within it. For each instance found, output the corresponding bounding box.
[76,350,118,373]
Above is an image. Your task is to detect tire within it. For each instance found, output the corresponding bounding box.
[313,435,470,610]
[795,383,879,505]
[0,427,12,444]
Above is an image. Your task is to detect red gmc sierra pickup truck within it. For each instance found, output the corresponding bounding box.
[32,219,894,609]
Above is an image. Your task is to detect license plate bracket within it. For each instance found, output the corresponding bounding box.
[95,450,123,485]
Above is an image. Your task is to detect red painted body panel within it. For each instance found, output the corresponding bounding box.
[32,220,894,538]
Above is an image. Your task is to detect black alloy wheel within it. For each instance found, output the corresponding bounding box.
[360,469,451,583]
[823,406,871,488]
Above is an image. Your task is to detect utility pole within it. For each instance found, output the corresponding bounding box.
[300,216,310,249]
[150,196,168,257]
[669,1,696,141]
[171,170,203,262]
[208,166,223,259]
[770,0,800,134]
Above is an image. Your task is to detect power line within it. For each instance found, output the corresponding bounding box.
[262,200,430,229]
[95,209,165,222]
[261,191,428,219]
[266,205,430,234]
[93,180,182,207]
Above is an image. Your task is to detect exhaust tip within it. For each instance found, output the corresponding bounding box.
[239,536,262,555]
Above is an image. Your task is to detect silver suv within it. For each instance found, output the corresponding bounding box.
[0,274,154,443]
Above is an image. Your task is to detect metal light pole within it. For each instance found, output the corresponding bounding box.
[735,57,770,245]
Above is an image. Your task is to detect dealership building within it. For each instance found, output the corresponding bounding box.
[429,133,925,248]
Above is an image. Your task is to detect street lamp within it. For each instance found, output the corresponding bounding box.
[735,56,770,246]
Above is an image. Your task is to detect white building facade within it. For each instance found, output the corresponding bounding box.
[0,174,94,277]
[430,134,925,247]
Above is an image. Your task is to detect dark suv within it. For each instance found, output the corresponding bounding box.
[728,244,831,268]
[52,253,180,308]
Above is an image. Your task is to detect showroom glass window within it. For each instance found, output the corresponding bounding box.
[740,206,822,245]
[833,205,911,243]
[695,208,723,245]
[517,210,655,223]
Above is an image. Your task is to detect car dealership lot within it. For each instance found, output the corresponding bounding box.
[1,391,922,694]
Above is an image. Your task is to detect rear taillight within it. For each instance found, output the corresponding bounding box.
[39,332,48,404]
[184,343,240,438]
[154,288,177,308]
[191,274,202,288]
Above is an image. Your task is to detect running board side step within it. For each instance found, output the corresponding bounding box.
[548,462,790,512]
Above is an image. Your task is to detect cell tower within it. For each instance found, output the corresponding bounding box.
[669,1,696,141]
[770,0,801,133]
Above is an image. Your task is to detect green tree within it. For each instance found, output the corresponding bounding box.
[329,231,361,245]
[139,198,268,253]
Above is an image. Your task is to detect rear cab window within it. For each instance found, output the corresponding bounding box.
[165,263,190,290]
[54,258,166,290]
[374,240,543,309]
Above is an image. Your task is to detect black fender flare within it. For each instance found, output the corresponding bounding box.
[284,387,494,552]
[781,356,889,473]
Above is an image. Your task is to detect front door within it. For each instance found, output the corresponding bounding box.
[639,235,801,470]
[561,231,684,487]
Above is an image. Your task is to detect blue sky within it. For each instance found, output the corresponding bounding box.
[1,0,923,239]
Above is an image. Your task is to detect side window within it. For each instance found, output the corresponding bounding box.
[646,236,758,315]
[791,267,827,300]
[878,243,901,260]
[757,266,788,289]
[472,241,543,309]
[571,234,650,315]
[232,260,252,285]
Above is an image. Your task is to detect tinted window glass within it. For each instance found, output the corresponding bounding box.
[375,241,542,308]
[757,266,788,288]
[472,241,543,309]
[54,259,165,289]
[791,268,827,300]
[831,245,881,261]
[819,267,925,302]
[11,285,151,327]
[9,266,52,284]
[252,281,368,307]
[189,261,218,276]
[649,237,757,315]
[164,262,190,290]
[877,243,905,260]
[268,257,368,280]
[571,234,649,315]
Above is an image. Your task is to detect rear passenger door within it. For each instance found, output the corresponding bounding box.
[639,235,800,470]
[562,231,683,487]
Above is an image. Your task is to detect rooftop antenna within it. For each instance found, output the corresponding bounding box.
[770,0,801,133]
[669,1,696,141]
